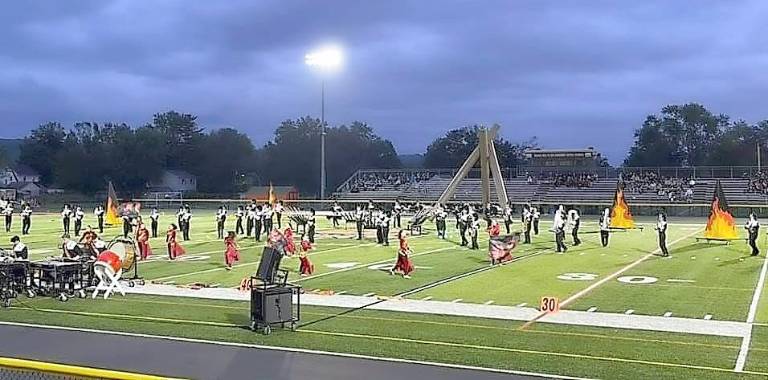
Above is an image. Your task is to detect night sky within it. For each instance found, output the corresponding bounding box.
[1,1,766,164]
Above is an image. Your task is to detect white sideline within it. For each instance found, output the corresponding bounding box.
[127,284,751,338]
[734,252,768,372]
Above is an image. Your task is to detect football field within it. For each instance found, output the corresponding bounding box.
[2,211,768,379]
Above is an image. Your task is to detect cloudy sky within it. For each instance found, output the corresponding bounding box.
[1,1,766,164]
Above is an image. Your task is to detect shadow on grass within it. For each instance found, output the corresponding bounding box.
[672,242,724,255]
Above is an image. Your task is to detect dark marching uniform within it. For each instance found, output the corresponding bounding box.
[246,205,256,237]
[182,208,192,241]
[150,209,160,238]
[393,201,403,229]
[568,209,581,246]
[21,205,32,235]
[274,202,284,229]
[61,206,72,236]
[469,215,480,250]
[554,211,568,253]
[355,207,365,240]
[599,210,610,247]
[435,206,447,239]
[94,206,105,234]
[307,210,316,244]
[216,207,227,240]
[503,204,514,235]
[122,213,132,238]
[656,215,669,257]
[235,207,245,235]
[746,215,760,256]
[3,203,13,233]
[263,203,274,233]
[458,210,470,246]
[74,207,85,237]
[522,207,532,244]
[254,206,263,241]
[532,207,540,235]
[380,212,391,246]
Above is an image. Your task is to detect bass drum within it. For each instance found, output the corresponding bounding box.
[108,237,136,272]
[95,250,122,274]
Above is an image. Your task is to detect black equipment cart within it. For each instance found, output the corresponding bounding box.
[0,259,32,307]
[29,260,89,302]
[249,247,301,335]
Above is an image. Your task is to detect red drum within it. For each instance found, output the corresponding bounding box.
[96,250,122,274]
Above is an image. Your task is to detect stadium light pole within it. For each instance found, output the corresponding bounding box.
[305,45,343,200]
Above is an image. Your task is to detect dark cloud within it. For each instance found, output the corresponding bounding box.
[0,0,766,164]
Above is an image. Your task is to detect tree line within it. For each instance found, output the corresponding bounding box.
[17,102,762,196]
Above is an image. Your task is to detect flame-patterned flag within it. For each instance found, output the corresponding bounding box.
[268,182,277,205]
[105,181,120,226]
[610,180,635,229]
[704,180,738,239]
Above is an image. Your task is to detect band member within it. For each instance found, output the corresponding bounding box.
[367,200,375,218]
[746,213,760,256]
[233,206,244,235]
[390,230,414,278]
[393,200,403,228]
[599,208,610,247]
[488,219,501,238]
[263,202,274,233]
[381,210,391,246]
[376,210,385,244]
[522,205,532,244]
[181,206,192,241]
[3,201,13,233]
[223,231,240,270]
[554,207,567,253]
[655,212,669,257]
[62,238,84,260]
[458,207,470,246]
[503,202,514,234]
[176,206,185,231]
[10,236,28,260]
[469,213,481,249]
[355,205,365,240]
[254,205,263,242]
[274,200,284,229]
[246,203,256,237]
[532,206,541,235]
[149,208,160,238]
[435,204,447,239]
[78,226,99,257]
[131,223,149,260]
[61,204,72,236]
[94,205,105,233]
[166,224,185,260]
[74,206,85,237]
[331,201,343,228]
[307,208,317,244]
[299,235,314,276]
[284,227,296,256]
[216,206,227,240]
[568,208,581,246]
[121,211,132,238]
[21,203,31,235]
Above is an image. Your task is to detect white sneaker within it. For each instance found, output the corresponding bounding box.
[403,275,411,279]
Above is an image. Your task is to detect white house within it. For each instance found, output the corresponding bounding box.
[1,165,41,185]
[147,170,197,193]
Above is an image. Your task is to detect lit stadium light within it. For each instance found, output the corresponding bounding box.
[304,45,344,71]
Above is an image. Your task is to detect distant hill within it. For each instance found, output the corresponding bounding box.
[398,153,424,168]
[0,138,23,164]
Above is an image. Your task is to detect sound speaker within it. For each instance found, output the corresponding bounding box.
[256,247,282,284]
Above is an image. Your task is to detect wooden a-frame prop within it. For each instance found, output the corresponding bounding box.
[437,126,509,206]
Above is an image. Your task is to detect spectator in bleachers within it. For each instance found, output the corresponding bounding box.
[746,171,768,195]
[339,171,433,193]
[544,172,598,188]
[623,172,694,203]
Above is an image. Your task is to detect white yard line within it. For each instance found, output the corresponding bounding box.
[734,252,768,372]
[451,299,463,303]
[151,243,366,282]
[127,284,752,339]
[484,300,495,305]
[560,229,702,309]
[294,247,453,282]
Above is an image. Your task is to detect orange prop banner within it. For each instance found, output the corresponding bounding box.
[610,181,635,229]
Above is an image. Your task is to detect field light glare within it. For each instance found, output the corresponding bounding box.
[304,46,344,70]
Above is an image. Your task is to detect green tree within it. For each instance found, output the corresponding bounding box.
[625,103,729,166]
[192,128,256,193]
[257,117,401,195]
[149,111,204,170]
[423,125,534,168]
[18,122,67,185]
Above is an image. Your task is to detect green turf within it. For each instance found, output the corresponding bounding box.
[2,211,768,378]
[1,294,764,380]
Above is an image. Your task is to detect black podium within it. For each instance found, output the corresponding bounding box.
[249,247,301,335]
